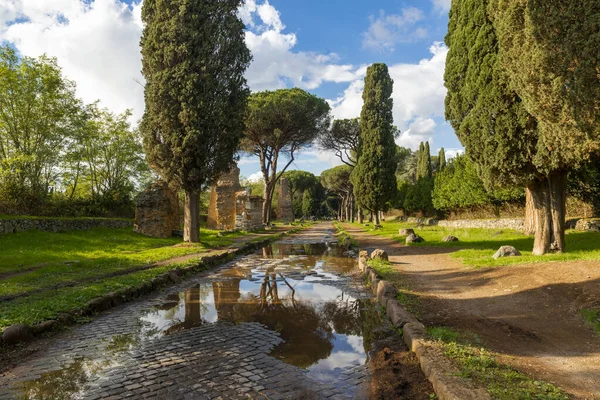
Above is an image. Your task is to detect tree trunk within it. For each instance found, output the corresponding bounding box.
[337,200,342,221]
[263,183,273,225]
[374,209,380,225]
[184,189,200,243]
[524,187,536,235]
[530,180,552,256]
[358,208,364,224]
[349,195,354,223]
[549,171,567,253]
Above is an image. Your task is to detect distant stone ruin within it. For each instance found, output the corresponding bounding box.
[277,177,294,222]
[207,166,265,231]
[134,180,179,238]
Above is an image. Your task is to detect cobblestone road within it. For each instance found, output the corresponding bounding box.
[0,223,385,400]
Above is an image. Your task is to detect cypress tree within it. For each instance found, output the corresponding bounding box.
[444,0,564,255]
[423,142,432,178]
[490,0,600,253]
[351,63,397,225]
[416,142,425,179]
[140,0,251,242]
[439,148,446,171]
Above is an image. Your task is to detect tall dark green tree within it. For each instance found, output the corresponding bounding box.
[490,0,600,253]
[140,0,251,242]
[438,148,446,171]
[351,64,397,225]
[444,0,561,254]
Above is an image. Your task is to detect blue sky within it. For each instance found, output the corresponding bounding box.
[0,0,463,182]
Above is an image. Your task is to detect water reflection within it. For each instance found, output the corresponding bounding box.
[140,243,384,382]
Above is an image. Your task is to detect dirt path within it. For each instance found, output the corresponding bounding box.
[342,224,600,400]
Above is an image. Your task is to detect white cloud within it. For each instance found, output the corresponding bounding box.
[363,7,428,51]
[397,117,436,150]
[330,42,448,148]
[247,172,264,183]
[444,148,464,160]
[2,0,145,122]
[432,0,451,13]
[2,0,365,123]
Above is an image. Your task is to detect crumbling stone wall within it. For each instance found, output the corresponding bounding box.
[277,178,294,222]
[235,189,264,231]
[134,181,179,238]
[207,167,241,231]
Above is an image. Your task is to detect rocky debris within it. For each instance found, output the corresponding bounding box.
[370,249,389,261]
[386,300,420,328]
[2,324,34,344]
[32,320,58,335]
[442,235,459,242]
[134,180,179,238]
[405,233,424,244]
[87,296,113,313]
[575,219,600,232]
[399,228,415,236]
[168,270,181,283]
[0,218,131,236]
[492,245,521,259]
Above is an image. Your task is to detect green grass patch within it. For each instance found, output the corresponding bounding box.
[0,215,132,221]
[0,226,285,329]
[333,222,359,249]
[427,326,569,400]
[354,220,600,268]
[580,309,600,333]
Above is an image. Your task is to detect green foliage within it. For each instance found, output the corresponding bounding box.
[140,0,250,192]
[490,0,600,170]
[444,0,539,188]
[319,118,361,166]
[417,142,432,179]
[281,170,322,217]
[395,146,414,181]
[0,47,148,218]
[321,165,353,197]
[438,148,446,171]
[241,88,330,222]
[580,309,600,333]
[568,156,600,215]
[432,155,523,211]
[301,188,317,218]
[403,177,434,215]
[352,64,397,215]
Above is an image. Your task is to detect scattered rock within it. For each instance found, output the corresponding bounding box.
[442,235,459,242]
[370,249,389,261]
[2,324,34,344]
[106,292,123,307]
[405,233,424,244]
[399,228,415,236]
[64,260,80,265]
[492,245,521,259]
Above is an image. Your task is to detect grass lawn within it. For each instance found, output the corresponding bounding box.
[0,226,285,329]
[354,220,600,268]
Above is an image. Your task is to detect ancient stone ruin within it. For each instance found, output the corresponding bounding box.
[207,166,265,231]
[277,177,294,222]
[134,180,179,238]
[207,167,241,231]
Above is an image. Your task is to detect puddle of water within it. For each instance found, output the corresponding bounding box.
[140,243,385,383]
[12,243,386,398]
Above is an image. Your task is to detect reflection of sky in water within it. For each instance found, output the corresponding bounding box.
[138,244,370,383]
[307,334,366,382]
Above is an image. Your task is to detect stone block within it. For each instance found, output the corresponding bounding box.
[277,178,294,222]
[134,180,179,238]
[2,324,34,344]
[376,280,397,307]
[207,167,241,231]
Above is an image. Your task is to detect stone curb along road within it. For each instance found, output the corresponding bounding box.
[357,250,492,400]
[0,225,308,349]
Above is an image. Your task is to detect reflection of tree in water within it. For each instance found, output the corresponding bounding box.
[164,284,212,334]
[17,358,110,400]
[232,273,334,368]
[321,295,363,336]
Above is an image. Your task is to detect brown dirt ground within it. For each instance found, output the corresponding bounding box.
[342,224,600,400]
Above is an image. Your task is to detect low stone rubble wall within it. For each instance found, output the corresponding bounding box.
[392,216,599,232]
[0,218,133,235]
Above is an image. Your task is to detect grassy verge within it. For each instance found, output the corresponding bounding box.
[353,220,600,268]
[0,225,294,329]
[580,309,600,333]
[333,221,359,249]
[427,326,569,400]
[0,215,132,221]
